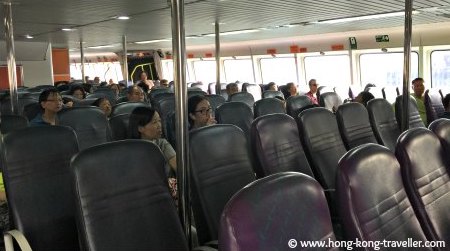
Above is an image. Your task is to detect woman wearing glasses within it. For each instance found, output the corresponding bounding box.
[30,88,63,126]
[188,95,217,130]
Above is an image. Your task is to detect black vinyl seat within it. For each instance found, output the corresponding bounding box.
[109,114,131,140]
[336,102,377,150]
[219,173,337,251]
[337,144,430,246]
[58,106,112,150]
[395,95,425,129]
[297,107,347,217]
[251,114,313,178]
[110,101,151,117]
[424,89,445,125]
[367,99,400,152]
[148,87,172,101]
[262,90,284,99]
[205,95,226,117]
[0,114,28,134]
[0,96,37,116]
[71,140,189,251]
[253,98,285,118]
[319,92,342,112]
[396,128,450,245]
[189,125,256,245]
[216,102,253,136]
[22,102,41,121]
[86,90,116,105]
[1,126,80,250]
[72,98,98,107]
[286,95,312,118]
[154,96,175,138]
[228,92,255,109]
[429,118,450,155]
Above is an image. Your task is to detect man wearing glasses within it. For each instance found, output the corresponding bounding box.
[306,79,319,105]
[30,88,63,126]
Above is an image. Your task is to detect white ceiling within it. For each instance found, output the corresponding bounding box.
[2,0,450,54]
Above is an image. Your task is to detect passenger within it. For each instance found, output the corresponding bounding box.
[129,107,177,201]
[126,85,145,102]
[226,83,239,96]
[355,91,375,107]
[275,95,286,110]
[137,71,155,90]
[93,76,100,85]
[108,83,120,98]
[108,79,114,85]
[160,79,169,88]
[188,95,217,130]
[411,77,427,124]
[130,106,176,172]
[305,79,319,104]
[30,88,63,126]
[68,85,86,100]
[287,82,299,98]
[441,94,450,119]
[363,83,376,92]
[62,96,74,108]
[92,98,112,117]
[267,82,278,91]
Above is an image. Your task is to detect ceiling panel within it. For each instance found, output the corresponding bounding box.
[0,0,447,53]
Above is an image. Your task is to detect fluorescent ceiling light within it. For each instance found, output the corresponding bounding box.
[62,28,76,31]
[315,11,419,24]
[205,29,260,37]
[87,45,115,49]
[135,39,171,44]
[25,34,34,39]
[116,16,130,20]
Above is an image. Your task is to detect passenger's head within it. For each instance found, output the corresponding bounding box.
[188,95,214,129]
[226,83,239,96]
[308,79,318,94]
[39,88,63,113]
[93,76,100,84]
[287,82,298,96]
[69,85,86,99]
[160,79,169,88]
[267,82,278,91]
[443,94,450,112]
[93,98,112,117]
[127,85,145,102]
[62,96,73,108]
[412,77,425,98]
[140,71,148,81]
[108,83,120,97]
[355,91,375,107]
[129,107,162,140]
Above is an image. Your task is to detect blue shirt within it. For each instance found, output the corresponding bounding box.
[30,113,51,126]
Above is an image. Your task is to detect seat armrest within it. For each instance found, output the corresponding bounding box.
[4,229,32,251]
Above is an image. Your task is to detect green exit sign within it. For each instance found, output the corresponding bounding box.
[376,35,390,42]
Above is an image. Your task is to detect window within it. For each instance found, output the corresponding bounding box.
[193,60,216,84]
[70,62,123,83]
[162,61,174,82]
[304,55,351,87]
[431,50,450,88]
[260,57,297,85]
[223,59,254,83]
[360,52,419,88]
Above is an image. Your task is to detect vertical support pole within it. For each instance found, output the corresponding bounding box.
[3,2,18,115]
[249,47,257,83]
[215,21,221,92]
[401,0,413,132]
[294,53,300,86]
[349,48,355,86]
[170,0,190,247]
[80,41,85,82]
[122,35,129,83]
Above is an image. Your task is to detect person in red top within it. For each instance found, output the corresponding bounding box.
[305,79,319,105]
